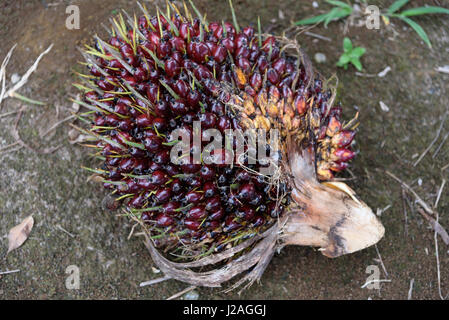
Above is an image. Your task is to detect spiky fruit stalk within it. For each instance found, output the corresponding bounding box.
[74,1,384,289]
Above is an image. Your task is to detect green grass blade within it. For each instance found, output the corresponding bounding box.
[399,16,432,48]
[387,0,410,14]
[294,12,331,25]
[324,7,351,27]
[400,6,449,17]
[11,92,45,105]
[325,0,352,9]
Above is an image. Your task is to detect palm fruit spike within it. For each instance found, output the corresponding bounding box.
[75,1,384,289]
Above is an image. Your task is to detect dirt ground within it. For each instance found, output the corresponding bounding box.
[0,0,448,300]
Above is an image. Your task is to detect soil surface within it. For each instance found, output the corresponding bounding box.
[0,0,448,300]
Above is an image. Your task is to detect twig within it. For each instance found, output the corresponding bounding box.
[361,279,391,289]
[139,275,172,287]
[413,111,448,167]
[0,110,19,119]
[402,189,408,236]
[432,131,449,159]
[166,285,197,300]
[3,44,54,102]
[56,224,75,238]
[417,208,449,245]
[0,269,20,275]
[386,171,449,245]
[408,278,414,300]
[39,114,75,138]
[434,179,446,209]
[375,244,389,278]
[434,213,448,300]
[0,44,17,107]
[303,31,331,42]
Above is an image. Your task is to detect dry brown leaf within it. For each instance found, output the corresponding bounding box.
[7,215,34,254]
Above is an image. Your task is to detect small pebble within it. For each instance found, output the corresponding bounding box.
[184,290,199,300]
[312,1,319,8]
[379,101,389,112]
[11,73,20,84]
[418,178,422,186]
[314,53,326,63]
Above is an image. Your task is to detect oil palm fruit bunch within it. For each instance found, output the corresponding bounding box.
[74,1,384,289]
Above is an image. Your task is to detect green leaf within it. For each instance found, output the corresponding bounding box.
[325,0,352,9]
[336,54,350,66]
[351,47,366,58]
[399,16,432,48]
[400,6,449,17]
[343,37,352,52]
[387,0,410,14]
[350,58,363,71]
[295,12,330,25]
[324,7,351,27]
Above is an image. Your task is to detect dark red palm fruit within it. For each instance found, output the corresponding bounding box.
[267,202,283,218]
[205,196,221,212]
[155,188,172,203]
[256,55,269,72]
[200,165,215,181]
[237,183,256,201]
[153,149,170,164]
[117,118,134,131]
[209,208,224,221]
[211,45,227,64]
[332,130,355,147]
[97,79,115,91]
[203,181,217,198]
[188,206,207,220]
[129,194,145,208]
[165,58,181,78]
[267,68,280,85]
[108,168,122,181]
[152,117,167,132]
[249,72,262,92]
[217,116,231,132]
[143,135,162,152]
[119,43,134,57]
[235,169,251,182]
[184,219,201,231]
[170,37,186,53]
[179,22,192,39]
[155,100,170,117]
[294,92,307,115]
[251,216,265,228]
[151,170,168,186]
[326,115,342,137]
[234,34,249,49]
[163,201,180,215]
[126,179,140,193]
[331,161,349,172]
[157,40,172,58]
[273,57,286,75]
[170,100,189,115]
[242,26,255,39]
[136,113,153,128]
[194,65,213,80]
[113,103,129,115]
[134,66,149,82]
[333,148,355,163]
[118,158,136,173]
[156,214,174,227]
[186,91,200,109]
[104,114,120,127]
[94,115,106,127]
[223,216,242,233]
[181,163,201,174]
[221,37,235,54]
[199,112,217,129]
[188,176,202,188]
[148,160,163,172]
[235,46,250,60]
[173,79,189,98]
[171,178,183,194]
[133,159,148,174]
[236,205,256,221]
[236,57,251,74]
[185,191,203,203]
[164,164,180,176]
